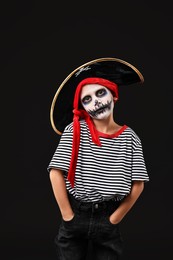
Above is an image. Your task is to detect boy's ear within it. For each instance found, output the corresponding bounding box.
[113,97,118,103]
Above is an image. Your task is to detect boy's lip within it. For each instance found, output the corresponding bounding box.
[95,105,109,113]
[88,100,112,117]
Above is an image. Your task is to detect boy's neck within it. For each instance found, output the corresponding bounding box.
[92,116,121,135]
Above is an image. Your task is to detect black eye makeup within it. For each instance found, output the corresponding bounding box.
[82,95,91,105]
[96,88,107,97]
[81,88,107,105]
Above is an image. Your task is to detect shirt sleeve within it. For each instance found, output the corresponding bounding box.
[131,134,149,182]
[47,126,73,173]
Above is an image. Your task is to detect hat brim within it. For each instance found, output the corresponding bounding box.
[50,57,144,135]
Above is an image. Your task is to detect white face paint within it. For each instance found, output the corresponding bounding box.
[80,84,115,120]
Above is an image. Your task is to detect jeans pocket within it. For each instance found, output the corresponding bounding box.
[104,214,120,227]
[107,217,120,226]
[62,214,75,222]
[62,214,77,227]
[60,212,84,237]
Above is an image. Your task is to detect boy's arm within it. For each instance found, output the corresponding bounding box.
[110,181,144,224]
[49,168,74,221]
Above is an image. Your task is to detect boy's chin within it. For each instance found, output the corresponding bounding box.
[91,112,112,120]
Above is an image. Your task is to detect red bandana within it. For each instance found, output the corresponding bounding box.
[67,77,119,187]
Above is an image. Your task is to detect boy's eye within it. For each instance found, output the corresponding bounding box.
[96,88,107,97]
[82,95,91,104]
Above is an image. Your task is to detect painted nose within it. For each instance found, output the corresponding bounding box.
[94,100,101,107]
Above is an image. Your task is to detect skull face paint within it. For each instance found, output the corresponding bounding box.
[80,84,115,120]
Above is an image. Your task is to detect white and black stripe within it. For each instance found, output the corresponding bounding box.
[48,120,149,202]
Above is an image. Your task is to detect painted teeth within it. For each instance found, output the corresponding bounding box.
[88,101,112,117]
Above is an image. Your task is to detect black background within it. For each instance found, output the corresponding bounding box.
[1,1,173,259]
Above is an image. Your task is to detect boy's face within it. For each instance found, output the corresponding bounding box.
[80,84,117,120]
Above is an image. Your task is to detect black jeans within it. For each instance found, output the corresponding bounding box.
[54,194,124,260]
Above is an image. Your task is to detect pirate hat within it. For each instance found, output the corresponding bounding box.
[50,57,144,135]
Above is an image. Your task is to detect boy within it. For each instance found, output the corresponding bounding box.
[48,57,149,260]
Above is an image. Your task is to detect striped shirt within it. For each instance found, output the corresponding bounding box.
[48,120,149,202]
